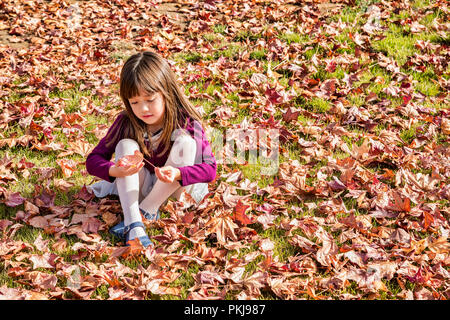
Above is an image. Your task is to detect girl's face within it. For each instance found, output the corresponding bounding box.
[128,88,165,129]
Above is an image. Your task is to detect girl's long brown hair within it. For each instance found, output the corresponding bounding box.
[105,51,203,158]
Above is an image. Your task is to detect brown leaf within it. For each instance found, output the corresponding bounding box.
[3,191,25,207]
[289,235,318,253]
[101,211,120,227]
[35,167,56,183]
[28,216,49,229]
[428,237,450,254]
[24,200,39,216]
[0,219,13,232]
[441,117,450,135]
[389,191,411,212]
[54,178,75,192]
[391,228,411,244]
[29,253,58,269]
[73,184,95,201]
[81,217,103,234]
[0,285,26,300]
[28,271,58,290]
[315,228,339,267]
[56,158,78,178]
[68,139,94,157]
[33,234,49,252]
[205,214,239,244]
[256,213,277,230]
[51,238,68,252]
[33,186,55,208]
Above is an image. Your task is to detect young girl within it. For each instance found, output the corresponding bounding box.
[85,51,217,248]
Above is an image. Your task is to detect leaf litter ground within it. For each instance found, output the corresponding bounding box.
[0,0,449,300]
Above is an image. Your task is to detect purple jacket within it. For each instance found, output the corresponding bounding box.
[86,112,217,187]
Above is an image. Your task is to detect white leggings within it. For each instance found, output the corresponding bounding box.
[114,134,197,229]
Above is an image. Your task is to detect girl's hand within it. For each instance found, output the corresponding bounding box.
[109,161,144,178]
[155,166,181,183]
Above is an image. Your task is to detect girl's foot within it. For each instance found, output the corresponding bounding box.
[139,207,160,221]
[109,209,159,240]
[128,225,146,240]
[123,221,153,248]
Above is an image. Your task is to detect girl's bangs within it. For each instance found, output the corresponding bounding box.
[121,68,159,100]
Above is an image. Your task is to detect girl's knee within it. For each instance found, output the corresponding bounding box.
[116,138,140,152]
[170,134,196,166]
[174,134,196,149]
[115,139,140,161]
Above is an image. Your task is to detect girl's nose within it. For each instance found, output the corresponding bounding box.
[141,102,151,111]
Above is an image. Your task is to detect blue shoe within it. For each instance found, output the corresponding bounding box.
[109,208,160,240]
[140,207,160,221]
[123,221,153,248]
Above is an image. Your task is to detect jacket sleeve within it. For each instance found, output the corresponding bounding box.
[176,119,217,186]
[85,114,125,183]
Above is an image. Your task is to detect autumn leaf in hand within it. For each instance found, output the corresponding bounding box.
[117,150,144,168]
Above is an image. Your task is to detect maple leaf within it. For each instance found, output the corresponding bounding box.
[232,200,253,226]
[30,272,58,291]
[0,286,26,300]
[117,150,144,168]
[122,238,145,258]
[51,238,67,252]
[389,191,411,212]
[29,253,58,269]
[56,158,78,178]
[54,179,75,192]
[0,219,12,233]
[264,86,284,105]
[33,234,49,253]
[34,167,56,183]
[205,213,239,244]
[73,184,94,201]
[281,107,300,123]
[101,211,120,227]
[81,217,103,234]
[28,216,49,229]
[195,270,225,285]
[33,186,55,208]
[256,213,277,230]
[2,191,25,207]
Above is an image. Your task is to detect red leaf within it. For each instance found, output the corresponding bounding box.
[56,158,78,178]
[33,186,55,208]
[402,95,412,105]
[0,219,12,232]
[232,200,253,226]
[389,191,411,212]
[182,211,195,224]
[117,150,143,168]
[282,107,300,123]
[3,192,25,207]
[123,238,144,258]
[422,211,434,230]
[74,184,94,201]
[264,87,284,105]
